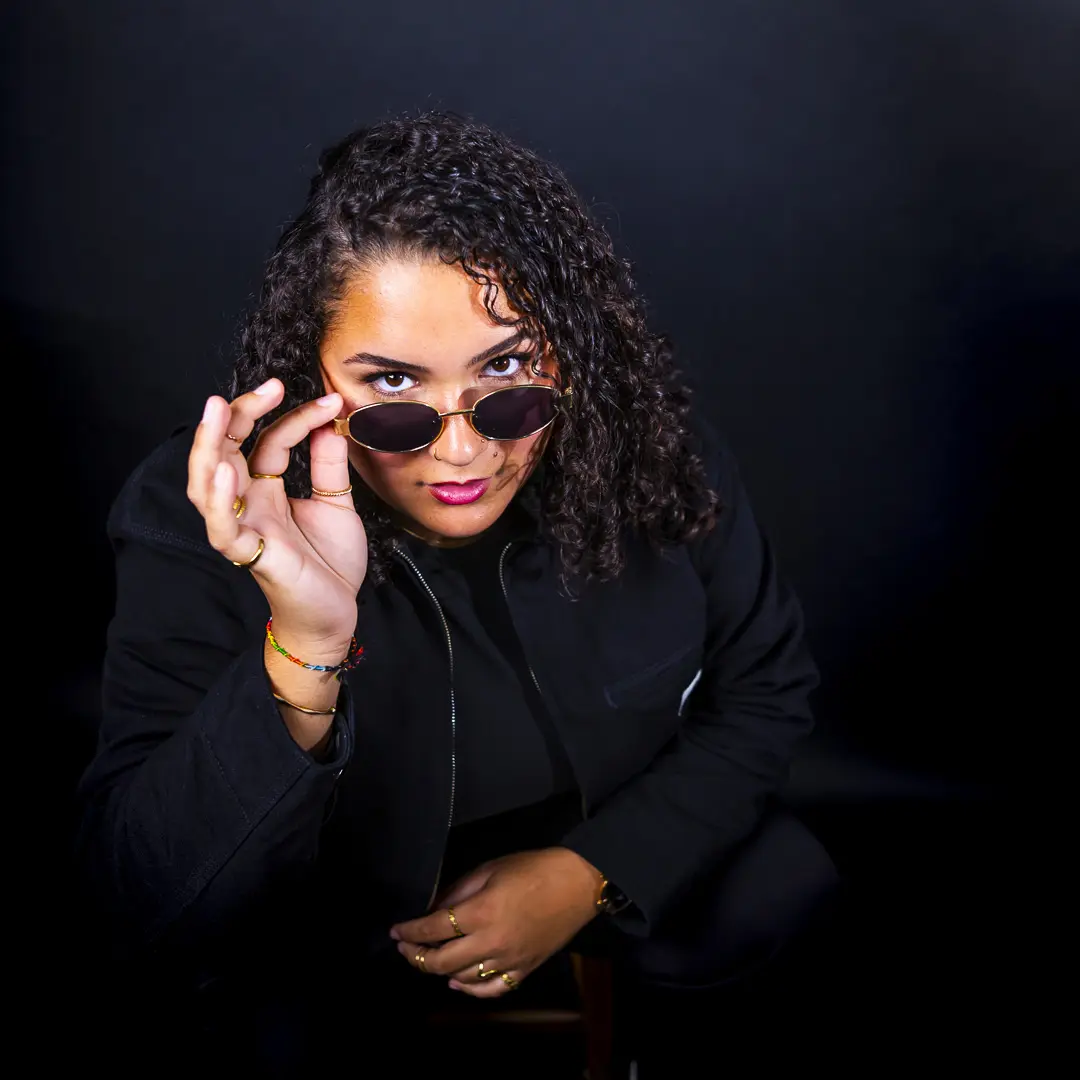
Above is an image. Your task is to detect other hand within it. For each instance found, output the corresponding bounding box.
[390,848,601,998]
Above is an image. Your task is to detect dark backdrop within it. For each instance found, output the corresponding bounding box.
[5,0,1075,1055]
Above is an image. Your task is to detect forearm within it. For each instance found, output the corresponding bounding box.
[563,700,814,932]
[79,646,349,946]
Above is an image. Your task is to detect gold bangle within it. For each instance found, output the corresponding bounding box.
[271,691,336,716]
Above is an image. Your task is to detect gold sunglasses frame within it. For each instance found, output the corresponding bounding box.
[332,383,572,454]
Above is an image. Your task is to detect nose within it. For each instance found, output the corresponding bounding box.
[431,409,484,466]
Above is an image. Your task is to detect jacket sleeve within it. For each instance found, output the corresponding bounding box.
[76,447,353,952]
[561,433,819,933]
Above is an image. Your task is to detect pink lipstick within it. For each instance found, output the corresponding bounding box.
[427,479,490,505]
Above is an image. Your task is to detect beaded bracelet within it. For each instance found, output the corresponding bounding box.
[265,617,364,678]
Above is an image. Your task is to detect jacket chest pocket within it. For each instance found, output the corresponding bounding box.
[603,642,703,713]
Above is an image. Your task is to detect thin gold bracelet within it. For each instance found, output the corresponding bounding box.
[272,691,336,716]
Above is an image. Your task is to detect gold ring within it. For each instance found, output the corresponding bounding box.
[225,433,243,443]
[447,907,465,938]
[415,950,427,972]
[250,472,283,481]
[311,485,353,498]
[500,973,519,991]
[478,966,499,980]
[232,496,245,519]
[230,536,265,569]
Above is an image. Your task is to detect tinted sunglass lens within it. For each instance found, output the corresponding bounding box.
[473,386,556,440]
[349,402,442,452]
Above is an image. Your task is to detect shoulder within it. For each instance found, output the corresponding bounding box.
[679,411,759,580]
[107,426,211,555]
[687,409,735,497]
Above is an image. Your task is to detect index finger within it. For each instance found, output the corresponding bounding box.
[391,906,464,946]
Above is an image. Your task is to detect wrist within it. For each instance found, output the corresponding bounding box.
[551,847,605,923]
[265,614,357,669]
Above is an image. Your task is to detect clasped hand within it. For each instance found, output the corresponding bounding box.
[391,847,601,997]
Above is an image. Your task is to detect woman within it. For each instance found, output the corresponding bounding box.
[78,112,836,1073]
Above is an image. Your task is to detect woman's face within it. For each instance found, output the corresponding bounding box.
[319,256,557,544]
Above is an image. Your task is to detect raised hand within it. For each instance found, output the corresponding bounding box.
[187,378,367,655]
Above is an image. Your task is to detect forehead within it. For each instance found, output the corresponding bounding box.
[327,257,520,366]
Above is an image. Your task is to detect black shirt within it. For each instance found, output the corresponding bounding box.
[400,502,581,883]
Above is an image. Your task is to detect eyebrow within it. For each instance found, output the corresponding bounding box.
[341,332,527,376]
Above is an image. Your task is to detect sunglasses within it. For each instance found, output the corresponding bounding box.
[332,383,572,454]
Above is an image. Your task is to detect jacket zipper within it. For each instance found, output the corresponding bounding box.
[393,544,456,909]
[498,541,589,822]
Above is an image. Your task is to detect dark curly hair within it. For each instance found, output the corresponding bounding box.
[231,111,718,588]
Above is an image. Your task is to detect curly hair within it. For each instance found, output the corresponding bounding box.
[231,111,718,588]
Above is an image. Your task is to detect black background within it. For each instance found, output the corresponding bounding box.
[5,0,1074,1062]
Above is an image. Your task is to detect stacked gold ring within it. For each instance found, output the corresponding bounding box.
[447,907,465,938]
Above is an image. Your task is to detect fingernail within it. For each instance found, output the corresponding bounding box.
[202,398,215,423]
[448,982,462,991]
[389,927,401,940]
[316,393,338,407]
[254,379,277,396]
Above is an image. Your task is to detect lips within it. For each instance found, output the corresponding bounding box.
[427,478,490,505]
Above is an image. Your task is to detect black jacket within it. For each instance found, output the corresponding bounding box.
[77,419,818,969]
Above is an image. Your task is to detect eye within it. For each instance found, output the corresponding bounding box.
[365,371,417,395]
[484,353,527,378]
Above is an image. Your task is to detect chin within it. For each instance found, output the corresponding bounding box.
[417,500,505,538]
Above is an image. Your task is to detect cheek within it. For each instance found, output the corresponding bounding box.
[349,447,420,497]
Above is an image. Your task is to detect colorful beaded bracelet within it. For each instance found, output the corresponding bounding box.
[265,617,364,678]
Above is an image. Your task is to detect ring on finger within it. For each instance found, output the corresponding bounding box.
[232,496,246,520]
[500,973,520,991]
[311,484,352,498]
[447,907,465,938]
[478,964,499,980]
[225,433,243,443]
[230,536,265,569]
[250,472,283,481]
[415,949,428,973]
